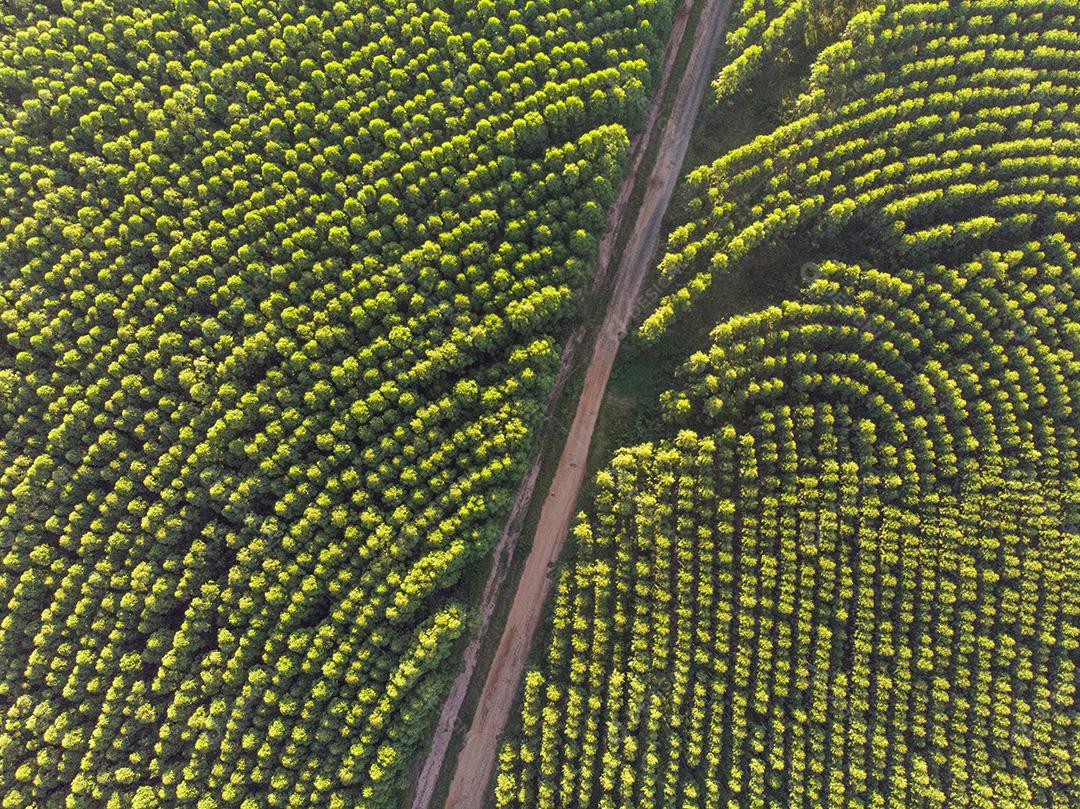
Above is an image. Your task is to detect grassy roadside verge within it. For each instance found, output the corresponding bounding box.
[578,37,823,513]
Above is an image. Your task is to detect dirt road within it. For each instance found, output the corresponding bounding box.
[404,4,707,808]
[433,2,734,807]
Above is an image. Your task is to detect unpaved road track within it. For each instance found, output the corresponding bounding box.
[404,3,699,807]
[414,2,734,807]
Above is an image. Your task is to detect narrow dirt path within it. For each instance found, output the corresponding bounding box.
[436,1,735,807]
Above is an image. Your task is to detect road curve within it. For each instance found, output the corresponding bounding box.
[434,1,734,806]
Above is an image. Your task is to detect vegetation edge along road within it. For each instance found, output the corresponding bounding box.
[404,3,699,807]
[439,0,736,806]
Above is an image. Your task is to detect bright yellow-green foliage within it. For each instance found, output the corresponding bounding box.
[498,250,1080,807]
[0,0,677,806]
[645,0,1080,339]
[712,0,866,100]
[498,1,1080,807]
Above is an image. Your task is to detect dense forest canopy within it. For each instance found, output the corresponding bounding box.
[497,2,1080,807]
[0,1,677,806]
